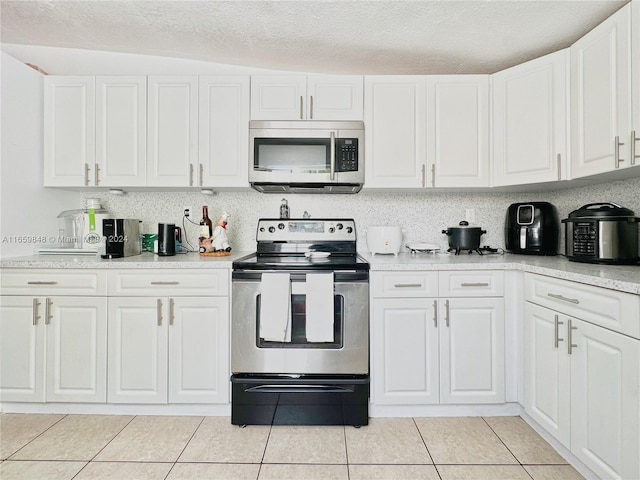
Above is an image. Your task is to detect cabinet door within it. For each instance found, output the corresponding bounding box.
[46,297,107,403]
[43,76,95,187]
[0,296,45,402]
[632,1,640,167]
[250,75,307,120]
[427,76,490,187]
[372,298,438,405]
[168,297,229,403]
[439,297,505,404]
[95,76,147,186]
[147,76,198,187]
[571,4,632,177]
[107,297,168,403]
[307,75,364,120]
[523,302,570,447]
[199,76,250,188]
[570,319,640,480]
[492,50,568,186]
[364,76,427,189]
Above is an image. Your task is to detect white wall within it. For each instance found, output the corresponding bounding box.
[0,52,80,258]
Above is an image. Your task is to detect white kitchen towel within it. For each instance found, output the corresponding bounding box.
[305,273,335,342]
[259,273,292,342]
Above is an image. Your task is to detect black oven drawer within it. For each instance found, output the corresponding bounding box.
[231,374,369,426]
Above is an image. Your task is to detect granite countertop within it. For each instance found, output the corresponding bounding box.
[361,252,640,295]
[2,251,638,294]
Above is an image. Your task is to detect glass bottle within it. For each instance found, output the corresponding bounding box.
[200,206,213,239]
[280,198,290,219]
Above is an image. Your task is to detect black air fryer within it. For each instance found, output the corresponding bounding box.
[505,202,559,255]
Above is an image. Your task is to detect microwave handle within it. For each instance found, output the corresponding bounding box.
[330,131,336,180]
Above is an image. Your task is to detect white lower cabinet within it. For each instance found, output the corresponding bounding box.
[107,269,230,404]
[524,273,640,480]
[371,270,505,406]
[0,295,107,403]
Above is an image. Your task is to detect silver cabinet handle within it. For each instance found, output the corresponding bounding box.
[432,300,438,328]
[169,298,175,326]
[199,164,203,187]
[632,131,638,166]
[567,319,578,355]
[393,283,422,288]
[84,163,90,186]
[150,281,180,285]
[614,136,625,168]
[32,298,41,326]
[300,96,304,119]
[27,281,58,285]
[421,165,426,187]
[557,153,562,180]
[431,164,435,187]
[329,131,336,181]
[95,164,100,186]
[310,95,314,119]
[547,293,579,304]
[157,299,163,326]
[444,299,450,327]
[554,315,564,348]
[189,164,194,186]
[45,298,52,325]
[461,282,489,287]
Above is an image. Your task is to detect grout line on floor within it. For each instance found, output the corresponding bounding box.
[4,413,69,461]
[481,416,535,480]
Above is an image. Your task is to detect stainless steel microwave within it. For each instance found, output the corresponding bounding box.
[249,120,364,193]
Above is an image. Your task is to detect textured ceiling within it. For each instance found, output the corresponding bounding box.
[0,0,629,74]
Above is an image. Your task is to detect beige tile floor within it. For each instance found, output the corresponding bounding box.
[0,414,585,480]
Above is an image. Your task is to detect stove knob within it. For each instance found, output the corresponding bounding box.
[329,227,335,233]
[259,227,265,232]
[268,226,276,233]
[336,223,344,230]
[278,223,285,230]
[346,226,353,234]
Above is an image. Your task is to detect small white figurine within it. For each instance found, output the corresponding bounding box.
[212,212,231,252]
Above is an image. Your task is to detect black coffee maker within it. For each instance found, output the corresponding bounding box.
[158,223,178,256]
[505,202,559,255]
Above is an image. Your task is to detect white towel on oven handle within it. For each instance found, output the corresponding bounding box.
[259,273,291,342]
[305,273,335,343]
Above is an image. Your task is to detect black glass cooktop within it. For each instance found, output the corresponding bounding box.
[233,253,370,271]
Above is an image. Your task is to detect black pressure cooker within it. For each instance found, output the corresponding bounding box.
[562,203,639,265]
[442,221,487,253]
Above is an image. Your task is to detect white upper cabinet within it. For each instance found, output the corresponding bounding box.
[147,76,199,187]
[570,3,633,177]
[250,74,363,121]
[364,76,427,189]
[492,50,568,186]
[199,76,250,188]
[44,76,96,187]
[632,1,640,167]
[95,76,147,186]
[427,76,490,187]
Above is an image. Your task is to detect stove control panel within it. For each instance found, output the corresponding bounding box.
[256,219,356,242]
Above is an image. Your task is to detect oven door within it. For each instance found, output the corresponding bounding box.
[231,271,369,375]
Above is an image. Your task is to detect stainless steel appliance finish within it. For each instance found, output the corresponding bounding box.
[249,121,364,193]
[562,203,639,264]
[505,201,559,255]
[101,219,141,259]
[231,218,370,426]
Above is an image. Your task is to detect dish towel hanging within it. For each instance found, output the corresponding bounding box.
[259,273,292,342]
[305,273,335,342]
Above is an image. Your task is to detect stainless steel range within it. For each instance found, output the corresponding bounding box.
[231,218,369,426]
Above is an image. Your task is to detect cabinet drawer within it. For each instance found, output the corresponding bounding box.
[1,269,106,296]
[439,270,504,297]
[108,269,229,296]
[371,271,438,298]
[524,273,640,339]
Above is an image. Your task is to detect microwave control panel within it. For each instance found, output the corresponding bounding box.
[572,222,597,256]
[336,138,358,172]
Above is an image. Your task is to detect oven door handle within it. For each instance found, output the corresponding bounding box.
[245,384,355,394]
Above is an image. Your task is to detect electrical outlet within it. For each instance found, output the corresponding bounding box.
[465,208,476,223]
[183,206,192,218]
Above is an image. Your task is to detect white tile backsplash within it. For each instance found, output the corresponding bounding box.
[86,177,639,254]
